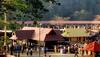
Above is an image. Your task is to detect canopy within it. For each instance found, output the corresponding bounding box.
[84,41,100,52]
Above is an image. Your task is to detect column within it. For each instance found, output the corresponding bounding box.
[92,52,95,57]
[54,45,57,53]
[68,46,70,53]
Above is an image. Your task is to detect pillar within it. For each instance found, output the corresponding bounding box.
[54,45,57,53]
[68,46,70,53]
[87,51,92,57]
[78,48,81,54]
[77,26,80,29]
[92,52,95,57]
[81,50,84,57]
[73,25,76,29]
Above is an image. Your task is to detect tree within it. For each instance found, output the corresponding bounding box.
[0,0,28,20]
[0,0,27,53]
[94,15,100,21]
[0,36,11,48]
[0,0,59,29]
[0,0,27,28]
[0,0,59,21]
[24,0,60,20]
[8,21,22,31]
[73,9,90,20]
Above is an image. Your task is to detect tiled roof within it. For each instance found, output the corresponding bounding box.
[45,34,63,41]
[48,21,100,24]
[22,27,63,41]
[45,29,63,41]
[16,21,100,25]
[16,21,39,25]
[16,30,34,40]
[62,28,90,37]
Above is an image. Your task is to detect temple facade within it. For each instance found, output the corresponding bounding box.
[16,21,100,30]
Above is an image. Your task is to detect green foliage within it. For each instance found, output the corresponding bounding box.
[44,0,56,2]
[11,0,28,11]
[24,0,57,19]
[26,0,46,19]
[0,19,4,29]
[1,0,28,11]
[0,36,12,48]
[0,0,57,21]
[73,9,90,20]
[0,0,28,20]
[8,21,22,31]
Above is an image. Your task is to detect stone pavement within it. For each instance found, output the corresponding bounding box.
[7,54,15,57]
[20,53,84,57]
[6,52,87,57]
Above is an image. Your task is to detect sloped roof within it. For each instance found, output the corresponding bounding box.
[49,19,65,25]
[16,21,100,25]
[62,28,90,37]
[45,30,63,41]
[22,27,63,41]
[22,27,52,41]
[40,21,100,24]
[16,30,34,40]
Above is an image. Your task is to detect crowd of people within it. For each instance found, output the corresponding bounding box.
[55,43,79,53]
[0,41,99,57]
[0,42,80,57]
[1,42,32,57]
[1,42,49,57]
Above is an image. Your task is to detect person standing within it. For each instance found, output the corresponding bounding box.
[10,44,14,55]
[74,44,79,57]
[44,47,48,57]
[29,48,33,56]
[14,44,21,57]
[26,47,29,56]
[27,47,33,56]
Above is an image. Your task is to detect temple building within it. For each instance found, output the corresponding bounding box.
[40,21,100,29]
[15,20,100,44]
[62,28,90,43]
[16,20,100,30]
[16,27,64,51]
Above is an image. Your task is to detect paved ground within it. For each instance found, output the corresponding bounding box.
[7,52,86,57]
[20,53,83,57]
